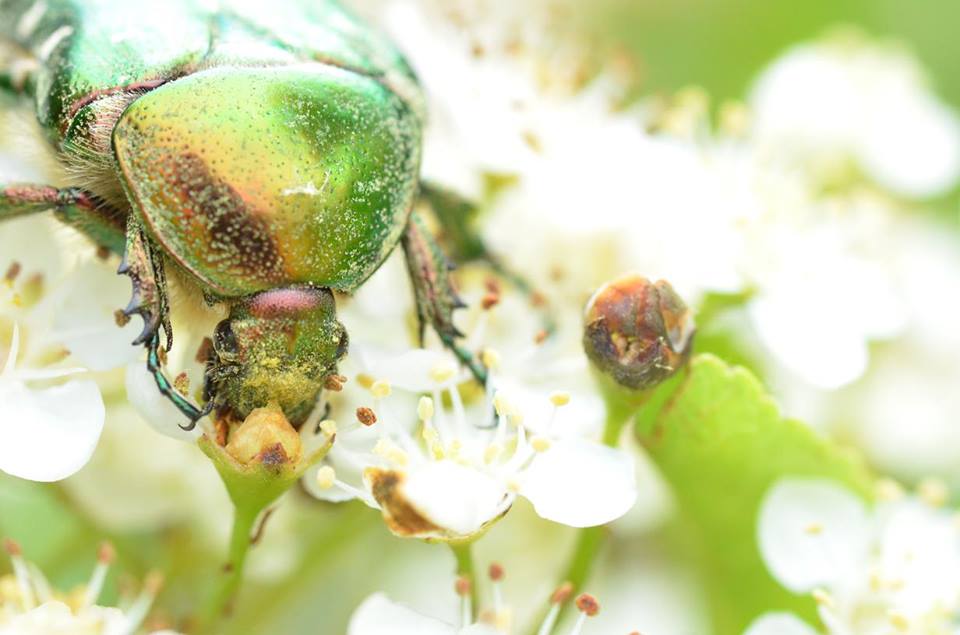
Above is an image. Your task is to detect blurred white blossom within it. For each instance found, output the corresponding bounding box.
[751,477,960,635]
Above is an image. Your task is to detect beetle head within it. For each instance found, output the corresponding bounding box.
[212,288,347,424]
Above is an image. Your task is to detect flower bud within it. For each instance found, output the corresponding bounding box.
[583,275,695,391]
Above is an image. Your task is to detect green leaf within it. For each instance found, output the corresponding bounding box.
[634,354,873,635]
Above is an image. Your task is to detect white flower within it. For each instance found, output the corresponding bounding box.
[348,563,603,635]
[750,29,960,198]
[752,477,960,635]
[0,324,104,481]
[0,539,176,635]
[303,343,636,540]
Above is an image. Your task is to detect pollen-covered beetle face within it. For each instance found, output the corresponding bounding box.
[212,288,347,424]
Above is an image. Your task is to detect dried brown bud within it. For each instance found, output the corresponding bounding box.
[583,275,694,391]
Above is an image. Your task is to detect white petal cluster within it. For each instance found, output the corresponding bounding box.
[748,477,960,635]
[304,343,636,539]
[0,541,177,635]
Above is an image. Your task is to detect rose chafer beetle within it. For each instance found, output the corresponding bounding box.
[0,0,488,428]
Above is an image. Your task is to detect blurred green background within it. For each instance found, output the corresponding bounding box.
[594,0,960,106]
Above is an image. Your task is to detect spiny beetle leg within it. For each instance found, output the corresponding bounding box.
[401,211,487,385]
[0,183,126,255]
[418,181,557,341]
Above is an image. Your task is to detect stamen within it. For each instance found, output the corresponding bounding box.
[373,438,410,466]
[82,542,115,608]
[804,523,823,535]
[356,373,375,390]
[121,571,163,635]
[356,407,377,426]
[569,594,599,635]
[549,391,570,407]
[430,362,457,384]
[2,324,21,377]
[531,436,551,452]
[371,380,392,400]
[3,262,20,285]
[538,582,574,635]
[315,466,336,490]
[319,420,338,438]
[812,588,835,609]
[324,374,347,392]
[4,539,34,610]
[888,610,909,631]
[455,575,472,628]
[489,563,505,615]
[481,348,501,370]
[875,478,905,502]
[481,292,500,310]
[417,397,435,421]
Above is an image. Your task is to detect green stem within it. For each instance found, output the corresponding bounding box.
[451,541,478,621]
[197,502,262,631]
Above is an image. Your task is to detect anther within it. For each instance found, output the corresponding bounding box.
[417,396,435,421]
[875,478,905,502]
[316,466,336,490]
[538,581,575,635]
[549,391,570,407]
[324,374,347,392]
[534,329,549,345]
[481,349,501,370]
[4,538,35,610]
[3,261,21,284]
[455,575,473,630]
[454,575,472,597]
[356,373,375,389]
[531,437,551,452]
[114,309,132,327]
[919,478,949,507]
[482,292,500,310]
[174,372,190,396]
[430,362,456,384]
[371,379,392,399]
[575,594,599,617]
[489,563,505,582]
[888,610,909,631]
[551,582,574,605]
[356,407,377,426]
[804,522,823,535]
[319,419,337,438]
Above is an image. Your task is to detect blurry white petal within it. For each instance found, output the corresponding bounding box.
[395,460,510,536]
[744,613,820,635]
[348,593,457,635]
[350,345,464,391]
[758,478,871,593]
[0,379,104,481]
[50,263,140,371]
[124,363,199,441]
[520,439,636,527]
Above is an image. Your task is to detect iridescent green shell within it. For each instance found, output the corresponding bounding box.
[2,0,424,296]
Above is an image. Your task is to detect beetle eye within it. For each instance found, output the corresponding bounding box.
[214,320,238,358]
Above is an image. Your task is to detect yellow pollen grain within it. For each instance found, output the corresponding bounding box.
[812,589,834,608]
[531,436,551,452]
[804,522,823,535]
[480,348,501,370]
[888,610,909,631]
[315,466,336,490]
[417,396,435,421]
[319,419,337,437]
[549,391,571,407]
[356,373,375,389]
[430,362,456,384]
[371,379,392,399]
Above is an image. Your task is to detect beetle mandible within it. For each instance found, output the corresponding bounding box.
[0,0,488,429]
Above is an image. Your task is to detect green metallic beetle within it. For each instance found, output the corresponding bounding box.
[0,0,487,428]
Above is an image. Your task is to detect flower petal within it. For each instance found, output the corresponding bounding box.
[520,439,636,527]
[0,379,104,481]
[348,593,457,635]
[370,460,510,538]
[49,263,141,371]
[125,363,200,441]
[743,613,820,635]
[349,345,465,391]
[757,478,871,593]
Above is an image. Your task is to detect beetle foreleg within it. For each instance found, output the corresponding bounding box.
[401,211,487,385]
[0,183,126,255]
